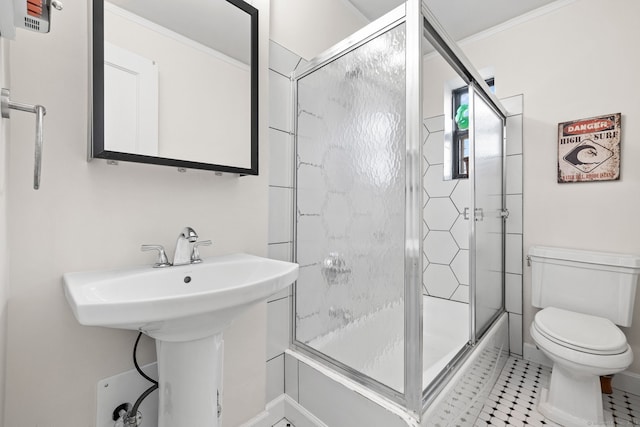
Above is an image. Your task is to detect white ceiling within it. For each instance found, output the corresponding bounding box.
[347,0,561,41]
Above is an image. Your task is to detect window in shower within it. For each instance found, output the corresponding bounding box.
[451,78,494,179]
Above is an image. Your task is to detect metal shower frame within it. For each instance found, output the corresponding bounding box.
[289,0,508,420]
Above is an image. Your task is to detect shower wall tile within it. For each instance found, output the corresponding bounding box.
[267,296,291,361]
[424,165,457,197]
[269,70,292,132]
[451,215,469,250]
[424,199,459,231]
[506,114,523,156]
[268,242,292,262]
[422,117,469,301]
[451,250,469,285]
[269,41,301,77]
[424,264,459,299]
[501,94,523,116]
[504,96,524,357]
[505,273,523,315]
[268,44,300,405]
[509,313,523,356]
[424,130,445,165]
[424,115,445,133]
[506,194,523,234]
[424,231,459,264]
[268,187,293,244]
[451,284,470,303]
[506,154,523,195]
[505,234,523,275]
[284,353,299,402]
[266,354,285,402]
[450,180,469,213]
[269,128,293,188]
[268,287,291,304]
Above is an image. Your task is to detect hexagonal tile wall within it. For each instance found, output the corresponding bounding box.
[424,198,459,231]
[422,115,470,302]
[423,264,459,299]
[424,231,459,264]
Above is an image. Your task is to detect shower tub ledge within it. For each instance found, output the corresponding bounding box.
[243,313,508,427]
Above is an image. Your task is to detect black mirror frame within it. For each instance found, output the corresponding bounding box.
[90,0,259,175]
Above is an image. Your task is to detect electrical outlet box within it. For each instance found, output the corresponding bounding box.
[96,363,159,427]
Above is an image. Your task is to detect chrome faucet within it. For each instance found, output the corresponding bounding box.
[173,227,199,266]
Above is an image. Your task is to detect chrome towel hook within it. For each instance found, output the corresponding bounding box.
[1,88,47,190]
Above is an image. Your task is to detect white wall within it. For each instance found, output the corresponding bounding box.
[0,37,9,423]
[3,1,270,426]
[456,0,640,371]
[270,0,368,60]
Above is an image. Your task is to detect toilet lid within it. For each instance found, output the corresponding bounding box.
[534,307,628,355]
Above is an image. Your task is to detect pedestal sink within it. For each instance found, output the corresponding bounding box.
[63,253,298,427]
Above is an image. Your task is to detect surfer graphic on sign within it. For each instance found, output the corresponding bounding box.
[557,113,621,183]
[563,139,613,173]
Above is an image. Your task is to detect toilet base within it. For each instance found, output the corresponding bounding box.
[538,388,613,427]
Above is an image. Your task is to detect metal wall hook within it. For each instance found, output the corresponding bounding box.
[1,88,47,190]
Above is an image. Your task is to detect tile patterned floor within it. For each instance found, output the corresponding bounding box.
[271,356,640,426]
[272,419,294,427]
[476,356,640,426]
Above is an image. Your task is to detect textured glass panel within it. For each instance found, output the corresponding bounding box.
[472,89,505,338]
[295,24,406,392]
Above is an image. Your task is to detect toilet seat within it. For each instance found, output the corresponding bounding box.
[534,307,628,355]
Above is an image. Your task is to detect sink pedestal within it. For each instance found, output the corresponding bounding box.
[156,334,224,427]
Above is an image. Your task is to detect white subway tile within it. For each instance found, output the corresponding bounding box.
[505,234,523,275]
[501,94,523,116]
[269,128,293,188]
[267,297,291,360]
[505,273,522,315]
[269,41,300,76]
[509,313,523,355]
[506,154,523,195]
[269,70,292,132]
[268,187,293,244]
[284,353,299,401]
[506,115,523,156]
[268,242,292,262]
[266,354,284,402]
[506,194,523,235]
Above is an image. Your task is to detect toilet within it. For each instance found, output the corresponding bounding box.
[528,246,640,427]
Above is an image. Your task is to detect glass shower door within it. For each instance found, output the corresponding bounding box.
[469,83,505,340]
[294,23,407,394]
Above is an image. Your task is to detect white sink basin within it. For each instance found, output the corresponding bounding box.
[63,253,299,341]
[64,252,298,427]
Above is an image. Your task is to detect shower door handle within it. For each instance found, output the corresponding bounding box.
[463,207,484,221]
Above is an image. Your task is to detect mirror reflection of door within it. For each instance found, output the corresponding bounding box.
[104,42,159,156]
[103,0,252,168]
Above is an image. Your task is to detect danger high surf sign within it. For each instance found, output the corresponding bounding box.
[557,113,621,183]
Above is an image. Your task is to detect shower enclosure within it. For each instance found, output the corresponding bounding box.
[291,0,507,420]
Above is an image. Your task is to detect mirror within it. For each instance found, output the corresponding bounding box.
[91,0,258,175]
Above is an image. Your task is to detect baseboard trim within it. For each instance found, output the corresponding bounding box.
[240,394,327,427]
[522,342,640,396]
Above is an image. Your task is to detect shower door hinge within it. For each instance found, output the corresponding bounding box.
[500,209,510,219]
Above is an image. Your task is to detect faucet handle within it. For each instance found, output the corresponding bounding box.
[141,245,172,268]
[191,240,212,264]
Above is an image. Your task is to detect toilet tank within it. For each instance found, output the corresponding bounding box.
[529,246,640,327]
